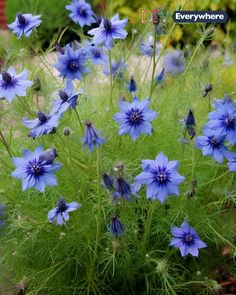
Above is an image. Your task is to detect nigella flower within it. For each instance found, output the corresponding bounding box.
[195,128,231,163]
[11,145,61,192]
[82,121,105,151]
[113,96,157,141]
[155,68,165,83]
[170,221,207,257]
[48,198,81,225]
[88,14,128,50]
[8,13,42,38]
[102,173,114,190]
[206,100,236,144]
[65,0,95,27]
[185,109,195,127]
[54,45,89,81]
[0,67,32,102]
[38,148,58,164]
[212,94,235,109]
[103,59,127,79]
[22,110,60,138]
[162,50,185,76]
[51,81,81,114]
[108,216,123,237]
[113,176,140,200]
[126,76,137,93]
[83,41,108,65]
[135,153,185,203]
[203,83,213,98]
[140,35,162,56]
[227,153,236,172]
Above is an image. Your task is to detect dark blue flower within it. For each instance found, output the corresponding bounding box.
[88,14,128,50]
[38,148,57,164]
[108,216,123,237]
[22,110,60,138]
[126,76,137,93]
[8,13,42,38]
[170,221,207,257]
[83,40,108,65]
[12,146,61,192]
[155,68,165,83]
[103,59,127,79]
[48,198,81,225]
[135,153,185,203]
[185,109,195,127]
[113,96,157,141]
[0,67,32,102]
[207,100,236,145]
[102,173,114,190]
[203,83,213,98]
[113,176,140,200]
[51,81,82,114]
[195,128,230,163]
[227,153,236,172]
[162,50,185,76]
[66,0,95,27]
[82,121,105,151]
[54,45,89,81]
[140,35,162,56]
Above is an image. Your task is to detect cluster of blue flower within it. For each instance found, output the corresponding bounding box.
[6,0,236,258]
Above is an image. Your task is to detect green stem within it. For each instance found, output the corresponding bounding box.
[0,131,12,158]
[108,50,113,109]
[74,108,84,132]
[142,202,156,249]
[16,95,33,115]
[149,24,158,99]
[93,148,102,265]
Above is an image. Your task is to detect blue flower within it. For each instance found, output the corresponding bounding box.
[103,59,127,79]
[108,216,123,237]
[113,176,139,200]
[207,100,236,145]
[126,76,137,93]
[113,96,157,141]
[65,0,95,27]
[227,153,236,172]
[82,121,105,151]
[155,68,165,83]
[140,35,162,56]
[12,146,61,192]
[135,153,185,203]
[195,128,230,163]
[51,81,81,114]
[8,13,42,38]
[102,173,114,190]
[162,50,185,76]
[0,67,32,102]
[22,110,60,138]
[88,14,128,50]
[185,109,195,127]
[212,95,234,109]
[170,221,207,257]
[54,45,89,81]
[48,198,81,225]
[83,40,108,65]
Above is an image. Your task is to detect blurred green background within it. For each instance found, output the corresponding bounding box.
[4,0,236,48]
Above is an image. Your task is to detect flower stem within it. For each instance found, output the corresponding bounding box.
[142,201,156,249]
[0,131,12,158]
[16,95,33,115]
[108,50,113,109]
[149,24,158,99]
[74,108,84,132]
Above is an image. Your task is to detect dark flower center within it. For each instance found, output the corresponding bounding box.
[37,111,48,123]
[173,56,182,67]
[69,60,80,71]
[129,77,136,92]
[152,167,170,186]
[104,18,112,31]
[184,234,194,245]
[26,159,43,177]
[17,14,27,25]
[2,71,12,83]
[224,116,236,129]
[126,108,144,126]
[57,199,68,213]
[59,90,69,101]
[79,6,87,17]
[209,136,219,148]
